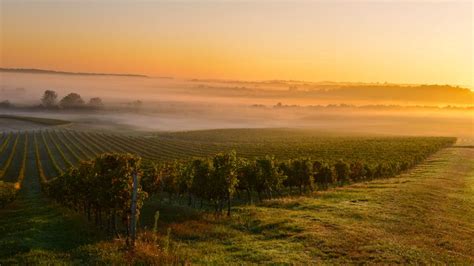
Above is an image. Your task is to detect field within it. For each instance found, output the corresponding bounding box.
[0,128,455,182]
[0,115,70,126]
[0,122,472,264]
[0,116,69,132]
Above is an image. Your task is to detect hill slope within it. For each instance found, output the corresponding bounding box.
[143,147,474,263]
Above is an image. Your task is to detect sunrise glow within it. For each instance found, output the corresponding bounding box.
[1,1,472,87]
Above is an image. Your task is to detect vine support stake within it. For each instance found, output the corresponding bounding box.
[129,171,138,250]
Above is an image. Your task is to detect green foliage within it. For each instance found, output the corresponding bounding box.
[334,160,350,184]
[349,161,366,182]
[0,128,456,216]
[190,158,212,205]
[314,162,334,189]
[160,161,181,197]
[0,127,464,264]
[23,128,457,171]
[237,159,259,203]
[141,161,162,195]
[254,156,286,200]
[46,153,148,237]
[177,161,194,205]
[212,151,239,215]
[288,158,314,194]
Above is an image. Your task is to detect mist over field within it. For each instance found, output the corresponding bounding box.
[1,1,473,264]
[1,71,472,138]
[2,72,473,105]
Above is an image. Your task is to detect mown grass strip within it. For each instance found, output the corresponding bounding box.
[0,133,12,155]
[34,132,49,184]
[0,133,20,179]
[52,130,83,163]
[40,131,64,176]
[59,130,92,160]
[81,131,115,153]
[69,130,103,155]
[89,132,128,153]
[14,133,28,189]
[46,130,73,168]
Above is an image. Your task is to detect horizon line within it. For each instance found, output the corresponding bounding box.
[1,66,471,89]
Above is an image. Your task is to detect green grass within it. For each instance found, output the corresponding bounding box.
[0,127,471,263]
[139,147,474,264]
[0,155,101,264]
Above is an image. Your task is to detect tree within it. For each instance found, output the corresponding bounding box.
[41,90,58,108]
[88,97,104,109]
[60,93,85,108]
[0,100,12,108]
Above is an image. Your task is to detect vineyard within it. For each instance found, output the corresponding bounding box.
[0,127,469,264]
[0,128,455,208]
[0,129,455,183]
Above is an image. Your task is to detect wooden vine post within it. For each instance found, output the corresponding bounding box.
[129,171,138,249]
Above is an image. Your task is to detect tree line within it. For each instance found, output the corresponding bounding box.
[0,90,147,111]
[41,90,104,110]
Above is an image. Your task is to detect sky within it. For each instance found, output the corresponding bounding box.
[1,0,473,87]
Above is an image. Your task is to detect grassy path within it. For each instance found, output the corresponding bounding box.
[159,147,474,264]
[0,136,100,264]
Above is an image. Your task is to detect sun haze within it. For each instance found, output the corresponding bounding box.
[1,0,472,87]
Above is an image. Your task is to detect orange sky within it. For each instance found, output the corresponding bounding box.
[1,1,473,87]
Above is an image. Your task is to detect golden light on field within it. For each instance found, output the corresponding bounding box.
[1,1,472,87]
